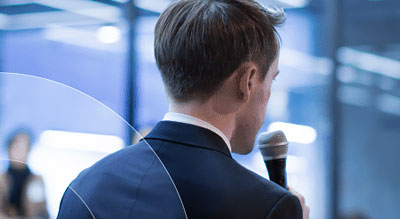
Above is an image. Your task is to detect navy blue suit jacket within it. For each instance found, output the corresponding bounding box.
[58,121,302,218]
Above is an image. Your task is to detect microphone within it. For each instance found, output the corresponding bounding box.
[257,130,288,190]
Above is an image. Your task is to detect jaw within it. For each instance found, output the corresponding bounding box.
[229,115,259,155]
[230,132,255,155]
[231,144,254,155]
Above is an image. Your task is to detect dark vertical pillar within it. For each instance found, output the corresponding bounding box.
[125,0,138,145]
[326,0,343,218]
[0,30,3,71]
[0,30,4,125]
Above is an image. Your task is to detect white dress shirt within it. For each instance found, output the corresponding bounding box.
[162,112,232,152]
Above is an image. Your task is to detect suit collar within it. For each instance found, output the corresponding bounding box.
[162,112,232,152]
[143,121,232,158]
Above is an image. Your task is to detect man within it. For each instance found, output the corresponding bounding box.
[58,0,309,218]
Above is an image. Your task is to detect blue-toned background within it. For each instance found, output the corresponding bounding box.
[0,0,399,218]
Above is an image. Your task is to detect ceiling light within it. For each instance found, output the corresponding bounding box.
[96,25,121,44]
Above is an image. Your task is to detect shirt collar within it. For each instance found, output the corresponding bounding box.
[162,112,232,152]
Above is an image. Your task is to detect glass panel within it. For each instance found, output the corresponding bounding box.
[336,0,400,217]
[0,73,186,218]
[1,1,128,118]
[135,16,169,127]
[336,50,400,219]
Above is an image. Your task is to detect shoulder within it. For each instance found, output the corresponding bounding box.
[155,140,298,218]
[0,173,9,184]
[59,142,186,219]
[230,159,289,198]
[236,164,302,218]
[0,173,8,197]
[28,174,44,183]
[75,141,156,177]
[266,192,303,219]
[224,159,302,218]
[69,141,161,192]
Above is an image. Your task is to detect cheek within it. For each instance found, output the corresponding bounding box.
[251,88,268,127]
[264,88,271,108]
[259,85,270,109]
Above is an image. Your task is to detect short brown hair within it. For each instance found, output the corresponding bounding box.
[155,0,285,102]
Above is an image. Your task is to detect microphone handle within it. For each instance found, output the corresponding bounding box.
[265,158,288,190]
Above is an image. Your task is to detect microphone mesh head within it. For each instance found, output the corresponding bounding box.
[257,130,288,161]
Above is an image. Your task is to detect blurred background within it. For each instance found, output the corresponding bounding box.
[0,0,399,218]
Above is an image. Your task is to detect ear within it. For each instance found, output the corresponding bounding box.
[235,62,258,103]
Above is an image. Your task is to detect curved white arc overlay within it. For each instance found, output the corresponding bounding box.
[67,186,97,219]
[0,72,187,219]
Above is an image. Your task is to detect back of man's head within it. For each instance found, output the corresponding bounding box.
[155,0,285,102]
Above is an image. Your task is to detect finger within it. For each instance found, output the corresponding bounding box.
[291,189,305,205]
[299,194,305,205]
[303,205,310,219]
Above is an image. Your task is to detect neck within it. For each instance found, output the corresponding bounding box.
[170,100,236,141]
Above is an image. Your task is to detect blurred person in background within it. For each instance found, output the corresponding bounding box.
[0,129,49,218]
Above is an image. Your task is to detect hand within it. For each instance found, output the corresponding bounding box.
[288,187,310,219]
